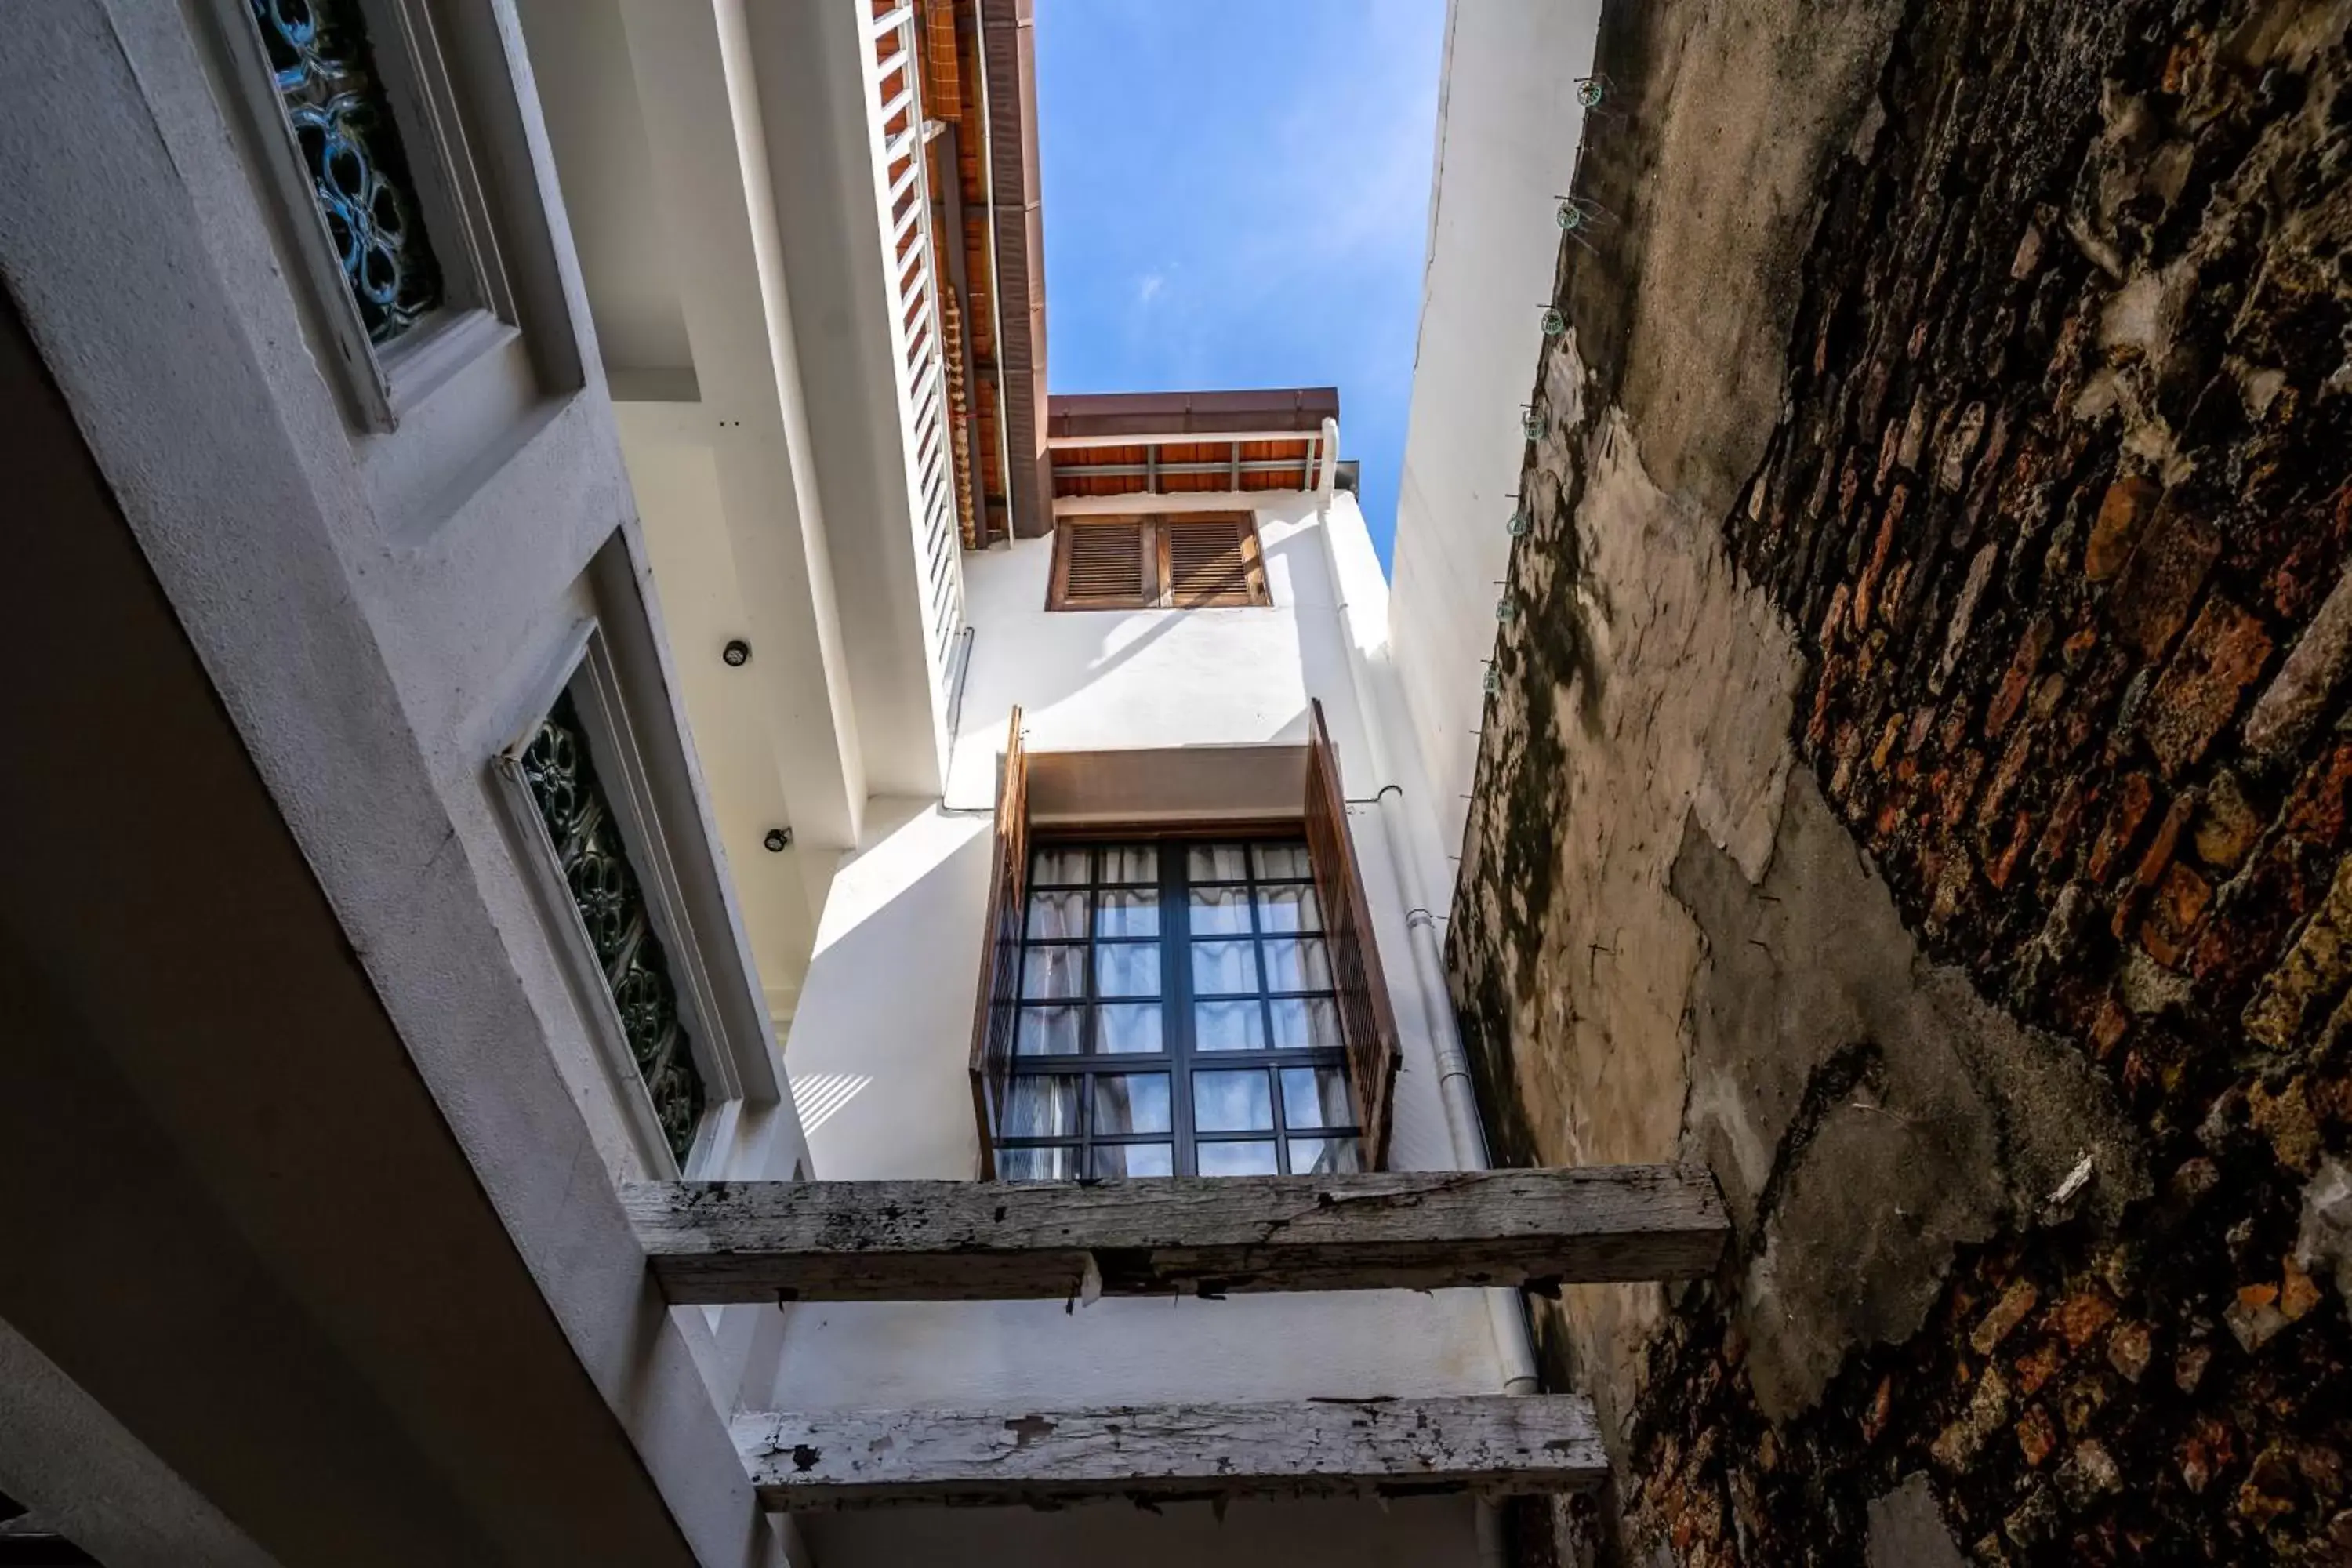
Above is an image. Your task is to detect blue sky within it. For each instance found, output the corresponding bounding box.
[1034,0,1447,570]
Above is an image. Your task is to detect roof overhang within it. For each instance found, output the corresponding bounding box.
[975,0,1052,538]
[1045,388,1342,503]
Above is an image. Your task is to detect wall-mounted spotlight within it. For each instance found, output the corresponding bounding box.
[723,639,753,667]
[763,828,793,852]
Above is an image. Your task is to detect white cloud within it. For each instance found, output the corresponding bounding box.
[1136,270,1167,304]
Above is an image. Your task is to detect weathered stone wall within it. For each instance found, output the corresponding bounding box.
[1448,0,2352,1561]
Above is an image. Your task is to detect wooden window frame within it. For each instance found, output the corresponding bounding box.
[968,708,1403,1178]
[967,710,1029,1177]
[1302,699,1403,1170]
[1047,513,1270,612]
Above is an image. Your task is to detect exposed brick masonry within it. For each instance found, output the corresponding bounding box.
[1646,0,2349,1561]
[1465,0,2352,1561]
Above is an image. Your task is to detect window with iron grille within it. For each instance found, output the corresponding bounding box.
[996,835,1361,1179]
[517,690,706,1165]
[1047,514,1270,611]
[248,0,445,345]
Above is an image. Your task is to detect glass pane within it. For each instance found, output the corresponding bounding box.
[1261,937,1334,993]
[1191,939,1260,995]
[1188,886,1253,936]
[1093,1073,1171,1134]
[1197,1140,1279,1176]
[1095,1003,1164,1054]
[1193,999,1266,1051]
[1092,1143,1173,1178]
[998,1145,1080,1181]
[1094,942,1161,998]
[1268,996,1342,1051]
[1253,843,1313,880]
[1095,889,1160,938]
[1288,1137,1362,1175]
[1255,884,1323,933]
[1025,890,1088,941]
[1193,1069,1274,1132]
[1100,845,1158,884]
[1014,1005,1082,1056]
[1031,847,1091,886]
[1021,946,1086,1000]
[1003,1076,1080,1138]
[1187,843,1250,882]
[1281,1066,1354,1129]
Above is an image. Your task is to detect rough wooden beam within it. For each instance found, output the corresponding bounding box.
[623,1166,1726,1304]
[733,1394,1606,1509]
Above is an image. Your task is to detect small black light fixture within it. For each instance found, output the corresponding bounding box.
[722,638,753,667]
[763,827,793,853]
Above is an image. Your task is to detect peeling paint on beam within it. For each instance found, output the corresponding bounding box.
[732,1394,1608,1508]
[622,1167,1727,1303]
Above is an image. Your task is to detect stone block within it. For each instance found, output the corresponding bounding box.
[2048,1287,2118,1350]
[1969,1277,2039,1355]
[2106,1320,2153,1382]
[2244,561,2352,764]
[2131,795,2196,889]
[1985,616,2054,739]
[2087,774,2156,882]
[1932,542,2002,695]
[2249,1076,2321,1174]
[2192,771,2262,869]
[2034,781,2088,870]
[2244,858,2352,1048]
[1986,811,2031,891]
[1930,1367,2012,1471]
[2144,596,2274,778]
[1976,724,2035,830]
[2140,862,2212,967]
[2281,742,2352,847]
[2084,475,2160,582]
[2014,1403,2058,1466]
[2013,1338,2066,1397]
[2110,503,2221,659]
[1939,401,1989,493]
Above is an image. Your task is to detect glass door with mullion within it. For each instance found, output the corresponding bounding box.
[997,835,1362,1179]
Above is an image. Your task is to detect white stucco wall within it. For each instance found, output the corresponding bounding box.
[0,5,800,1562]
[1387,0,1602,887]
[619,403,822,1026]
[771,488,1504,1566]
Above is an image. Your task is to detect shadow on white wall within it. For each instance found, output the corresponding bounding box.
[788,1071,873,1135]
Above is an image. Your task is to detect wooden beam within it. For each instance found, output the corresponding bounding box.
[733,1394,1606,1509]
[623,1166,1726,1304]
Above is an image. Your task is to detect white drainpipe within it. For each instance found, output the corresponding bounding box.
[1312,416,1536,1566]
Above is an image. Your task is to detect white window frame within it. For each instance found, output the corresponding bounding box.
[492,622,775,1179]
[200,0,524,431]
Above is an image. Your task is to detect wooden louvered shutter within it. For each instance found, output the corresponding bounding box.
[1051,519,1152,609]
[1303,699,1402,1169]
[1161,514,1267,607]
[967,707,1029,1177]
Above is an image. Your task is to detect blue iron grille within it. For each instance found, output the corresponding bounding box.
[251,0,445,343]
[521,692,706,1164]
